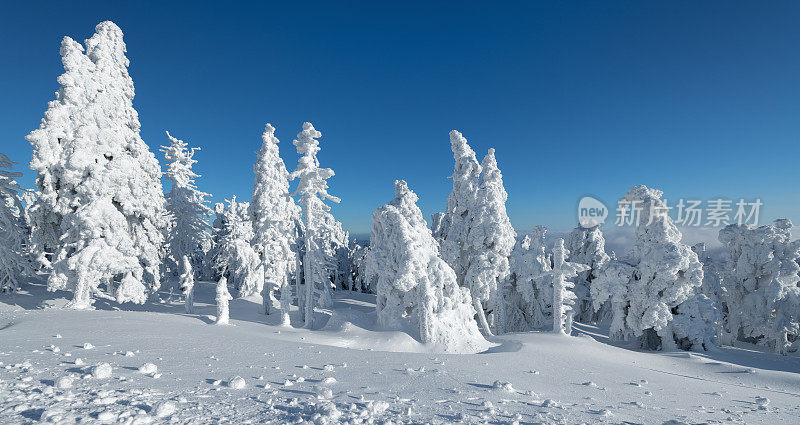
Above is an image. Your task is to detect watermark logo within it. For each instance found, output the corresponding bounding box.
[578,196,608,228]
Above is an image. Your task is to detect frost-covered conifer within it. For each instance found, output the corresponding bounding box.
[719,219,800,354]
[0,153,34,292]
[691,242,727,338]
[507,226,554,331]
[215,275,232,325]
[288,123,341,328]
[161,131,212,277]
[179,255,195,314]
[27,22,166,309]
[210,198,263,297]
[592,186,709,350]
[436,130,482,283]
[250,124,301,316]
[544,239,589,334]
[367,180,486,352]
[464,149,516,335]
[349,242,369,292]
[566,225,610,323]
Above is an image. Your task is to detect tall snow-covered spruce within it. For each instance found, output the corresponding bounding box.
[161,131,212,277]
[0,153,33,292]
[436,130,482,284]
[464,148,516,335]
[289,122,340,328]
[592,185,712,350]
[250,124,301,319]
[27,21,166,309]
[367,180,488,352]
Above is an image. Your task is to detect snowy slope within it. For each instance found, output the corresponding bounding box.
[1,280,799,424]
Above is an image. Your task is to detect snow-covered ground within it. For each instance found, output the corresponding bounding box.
[2,280,799,424]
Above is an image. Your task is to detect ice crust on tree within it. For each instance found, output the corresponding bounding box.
[0,153,34,292]
[591,185,712,350]
[566,225,610,323]
[215,275,232,325]
[464,148,516,335]
[367,180,488,353]
[718,219,800,354]
[288,123,341,328]
[250,123,301,317]
[27,21,166,309]
[161,131,212,277]
[179,255,195,314]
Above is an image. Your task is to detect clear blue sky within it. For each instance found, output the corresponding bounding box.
[2,1,799,235]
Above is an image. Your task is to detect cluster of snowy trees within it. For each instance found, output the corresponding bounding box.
[2,21,799,354]
[2,22,365,328]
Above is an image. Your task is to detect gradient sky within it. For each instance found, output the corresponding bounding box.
[2,1,799,235]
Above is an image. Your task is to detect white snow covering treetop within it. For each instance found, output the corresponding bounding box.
[367,180,489,353]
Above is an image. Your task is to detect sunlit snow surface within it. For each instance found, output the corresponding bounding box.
[1,279,799,424]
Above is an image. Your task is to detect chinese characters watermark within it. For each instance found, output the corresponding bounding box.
[578,196,763,228]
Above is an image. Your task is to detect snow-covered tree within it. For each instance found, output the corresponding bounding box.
[507,226,554,331]
[215,274,232,325]
[288,122,341,328]
[210,198,263,297]
[27,21,167,309]
[367,180,486,352]
[718,219,800,354]
[464,148,516,335]
[591,185,709,350]
[161,131,212,277]
[436,130,482,283]
[537,238,589,334]
[349,241,369,292]
[0,153,34,292]
[566,225,610,323]
[691,242,727,339]
[250,123,301,316]
[179,255,195,314]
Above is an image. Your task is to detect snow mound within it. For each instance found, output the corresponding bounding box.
[228,376,246,389]
[138,363,158,375]
[91,363,112,379]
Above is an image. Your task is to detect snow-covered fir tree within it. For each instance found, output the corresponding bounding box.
[27,21,167,309]
[535,238,589,334]
[718,219,800,354]
[161,131,212,277]
[464,148,516,335]
[591,185,711,350]
[179,255,195,314]
[0,153,34,292]
[367,180,487,352]
[288,122,341,328]
[210,198,263,297]
[436,130,482,284]
[250,123,301,316]
[566,225,610,323]
[507,226,554,331]
[691,242,727,339]
[348,241,369,292]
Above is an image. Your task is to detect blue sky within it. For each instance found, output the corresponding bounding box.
[2,1,799,235]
